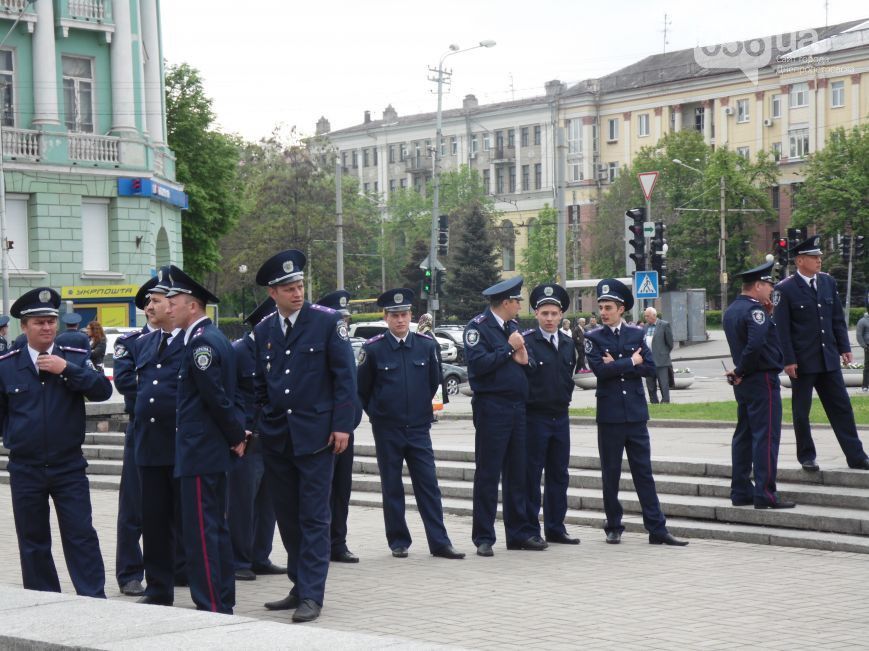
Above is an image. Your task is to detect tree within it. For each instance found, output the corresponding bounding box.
[165,63,242,279]
[519,205,558,289]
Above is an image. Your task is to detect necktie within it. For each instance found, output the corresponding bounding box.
[399,339,405,348]
[809,278,816,294]
[38,351,48,382]
[503,323,511,337]
[284,317,292,341]
[550,334,557,349]
[614,328,620,338]
[157,331,171,356]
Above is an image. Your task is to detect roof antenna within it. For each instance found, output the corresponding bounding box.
[662,13,672,53]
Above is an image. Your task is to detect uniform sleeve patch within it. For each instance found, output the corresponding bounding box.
[193,345,214,370]
[336,320,349,341]
[772,290,781,306]
[357,348,367,365]
[113,343,128,359]
[465,328,480,347]
[584,338,593,354]
[751,309,766,325]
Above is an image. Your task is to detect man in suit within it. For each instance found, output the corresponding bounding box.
[465,276,545,557]
[357,288,464,560]
[522,283,580,545]
[166,266,246,615]
[642,307,674,403]
[856,312,869,392]
[254,250,357,623]
[585,279,687,546]
[773,235,869,471]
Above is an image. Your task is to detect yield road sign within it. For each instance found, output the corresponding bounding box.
[638,171,659,201]
[635,270,659,299]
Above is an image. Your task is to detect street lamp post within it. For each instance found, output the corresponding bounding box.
[428,40,495,323]
[238,264,248,320]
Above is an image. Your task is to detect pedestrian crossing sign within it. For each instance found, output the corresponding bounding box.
[635,271,659,299]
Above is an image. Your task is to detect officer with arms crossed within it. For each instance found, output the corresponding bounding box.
[723,261,795,510]
[585,279,688,546]
[774,235,869,471]
[357,288,465,560]
[254,250,357,624]
[522,283,580,545]
[0,287,113,596]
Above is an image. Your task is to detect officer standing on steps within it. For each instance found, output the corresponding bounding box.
[55,312,90,349]
[0,315,10,353]
[465,276,545,557]
[723,261,795,510]
[357,288,465,560]
[774,235,869,472]
[522,283,580,545]
[585,279,688,546]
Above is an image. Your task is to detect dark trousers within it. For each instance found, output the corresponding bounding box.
[525,411,571,538]
[8,459,106,598]
[471,395,535,547]
[645,365,671,403]
[791,369,867,466]
[228,441,276,570]
[140,465,184,602]
[115,424,143,587]
[731,372,782,505]
[371,423,451,553]
[262,433,334,606]
[597,421,667,536]
[864,348,869,389]
[179,472,234,614]
[330,434,354,554]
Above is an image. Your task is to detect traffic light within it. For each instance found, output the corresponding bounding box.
[436,269,446,295]
[626,207,646,271]
[651,221,667,288]
[841,234,852,263]
[437,214,449,257]
[786,227,802,254]
[856,235,866,259]
[773,233,788,272]
[421,268,432,298]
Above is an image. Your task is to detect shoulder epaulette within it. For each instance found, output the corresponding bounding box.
[119,330,143,342]
[190,325,206,340]
[522,328,535,336]
[417,332,433,340]
[366,333,385,344]
[0,348,21,361]
[623,324,643,333]
[472,313,487,324]
[310,304,336,314]
[58,345,89,354]
[137,329,160,341]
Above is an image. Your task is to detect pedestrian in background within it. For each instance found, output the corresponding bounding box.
[572,319,586,371]
[87,320,107,371]
[857,311,869,392]
[643,307,674,404]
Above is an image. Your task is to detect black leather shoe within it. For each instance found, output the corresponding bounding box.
[391,547,408,558]
[476,543,494,557]
[849,458,869,470]
[754,500,796,509]
[506,536,548,551]
[801,459,820,472]
[137,595,173,606]
[264,592,300,611]
[235,569,256,581]
[330,550,359,563]
[605,531,621,544]
[545,532,580,545]
[292,599,321,623]
[649,532,689,546]
[120,579,145,596]
[252,560,287,574]
[432,545,465,559]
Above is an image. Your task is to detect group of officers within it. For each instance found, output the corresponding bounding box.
[1,234,866,623]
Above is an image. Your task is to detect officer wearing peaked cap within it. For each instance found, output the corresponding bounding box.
[465,276,543,557]
[316,289,361,564]
[0,314,9,353]
[55,312,90,350]
[166,266,246,614]
[0,287,113,597]
[585,279,687,546]
[253,250,357,623]
[724,261,795,509]
[773,235,869,471]
[522,283,580,545]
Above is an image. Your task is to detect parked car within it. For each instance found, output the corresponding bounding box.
[348,321,457,363]
[441,362,468,396]
[434,325,466,364]
[101,327,141,381]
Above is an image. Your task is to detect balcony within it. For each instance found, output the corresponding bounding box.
[57,0,114,42]
[0,0,37,30]
[68,132,120,164]
[405,156,433,173]
[2,128,42,161]
[487,146,515,163]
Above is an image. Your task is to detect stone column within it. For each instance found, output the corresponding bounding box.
[850,74,861,129]
[779,85,790,162]
[581,116,594,182]
[672,105,682,132]
[718,98,729,146]
[31,0,59,127]
[813,80,825,150]
[140,0,165,143]
[702,101,713,145]
[622,112,631,166]
[110,0,137,134]
[653,107,662,141]
[754,91,764,153]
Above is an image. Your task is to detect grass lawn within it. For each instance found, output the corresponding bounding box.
[569,395,869,426]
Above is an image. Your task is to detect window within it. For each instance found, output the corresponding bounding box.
[533,125,541,145]
[62,56,94,133]
[439,137,446,157]
[496,168,504,193]
[6,195,28,270]
[567,119,582,154]
[483,133,490,151]
[82,199,109,272]
[736,99,749,123]
[694,107,705,132]
[508,166,516,193]
[495,130,504,152]
[831,80,845,108]
[470,135,478,155]
[521,165,529,191]
[450,136,457,155]
[500,220,515,271]
[0,50,14,127]
[772,142,782,161]
[638,114,650,137]
[362,149,369,167]
[789,82,808,108]
[520,127,529,147]
[372,148,378,165]
[483,169,490,193]
[789,128,809,159]
[534,163,542,189]
[363,182,369,192]
[399,143,407,161]
[607,118,618,141]
[389,179,396,193]
[570,163,582,182]
[351,150,358,168]
[771,186,780,211]
[400,178,407,189]
[771,94,781,118]
[607,161,619,183]
[388,145,395,163]
[374,181,379,193]
[507,129,515,148]
[736,146,750,159]
[341,151,347,168]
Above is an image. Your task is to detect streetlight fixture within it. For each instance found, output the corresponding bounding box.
[427,39,496,322]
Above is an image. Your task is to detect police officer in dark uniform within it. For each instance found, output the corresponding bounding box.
[522,283,580,545]
[229,297,285,581]
[723,261,795,509]
[357,288,465,560]
[316,289,360,564]
[0,287,113,596]
[254,250,357,623]
[0,315,10,353]
[166,266,246,615]
[55,312,90,349]
[465,276,544,557]
[773,235,869,471]
[585,279,687,546]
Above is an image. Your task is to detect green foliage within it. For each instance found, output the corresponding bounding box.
[519,204,558,289]
[165,63,242,279]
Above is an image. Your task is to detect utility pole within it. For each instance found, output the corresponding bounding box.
[335,160,344,290]
[719,176,727,310]
[555,126,567,284]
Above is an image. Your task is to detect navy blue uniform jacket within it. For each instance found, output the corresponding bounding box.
[723,296,783,377]
[585,324,654,424]
[232,334,260,432]
[464,309,533,402]
[0,344,112,465]
[523,328,577,415]
[253,303,358,456]
[112,328,147,415]
[773,272,849,373]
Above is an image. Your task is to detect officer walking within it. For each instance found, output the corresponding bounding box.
[316,289,360,564]
[723,261,795,509]
[229,297,285,581]
[773,235,869,471]
[166,266,247,615]
[0,315,10,353]
[0,287,113,596]
[585,279,687,546]
[254,250,357,624]
[357,288,465,560]
[522,283,580,545]
[465,276,544,557]
[55,312,90,349]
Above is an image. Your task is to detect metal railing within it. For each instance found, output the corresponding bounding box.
[68,132,119,163]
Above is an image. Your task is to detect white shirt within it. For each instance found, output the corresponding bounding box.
[797,271,817,287]
[609,320,625,335]
[389,330,408,346]
[163,327,183,347]
[28,343,55,370]
[277,309,300,337]
[183,316,209,346]
[644,323,655,350]
[540,327,558,349]
[490,310,506,330]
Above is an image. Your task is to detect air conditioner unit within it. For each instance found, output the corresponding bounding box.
[723,106,734,116]
[469,151,477,159]
[763,118,774,127]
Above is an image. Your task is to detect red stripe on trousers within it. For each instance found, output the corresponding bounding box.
[764,373,776,504]
[196,475,218,612]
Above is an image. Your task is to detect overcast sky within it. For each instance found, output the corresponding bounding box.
[161,1,866,143]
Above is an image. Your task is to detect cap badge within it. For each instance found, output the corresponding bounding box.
[157,269,163,282]
[812,236,819,247]
[394,293,403,304]
[38,290,51,303]
[282,260,294,273]
[339,296,348,307]
[544,286,553,297]
[601,284,610,294]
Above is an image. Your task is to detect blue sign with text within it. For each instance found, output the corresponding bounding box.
[118,178,189,210]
